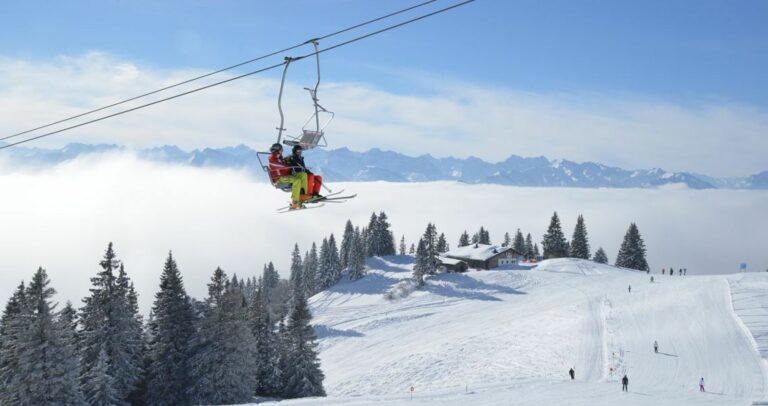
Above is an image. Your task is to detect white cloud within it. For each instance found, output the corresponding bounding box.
[1,52,767,177]
[0,154,766,314]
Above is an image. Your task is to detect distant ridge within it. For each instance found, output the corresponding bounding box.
[2,143,766,190]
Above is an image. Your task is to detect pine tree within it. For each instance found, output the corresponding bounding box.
[80,243,143,405]
[377,212,397,256]
[408,243,416,255]
[348,227,366,280]
[289,243,303,298]
[593,247,609,264]
[533,243,541,258]
[249,284,282,397]
[458,231,470,247]
[412,239,427,287]
[513,229,525,254]
[317,238,330,291]
[282,292,325,398]
[477,226,491,244]
[436,233,449,253]
[365,212,378,256]
[502,232,511,247]
[263,262,280,290]
[542,212,569,259]
[615,223,649,271]
[83,347,119,406]
[399,235,407,256]
[146,252,196,406]
[327,234,342,285]
[0,282,26,405]
[524,233,535,260]
[421,223,440,274]
[570,215,591,259]
[12,268,84,404]
[303,243,319,298]
[188,270,257,405]
[339,220,355,270]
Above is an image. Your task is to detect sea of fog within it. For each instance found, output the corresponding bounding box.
[1,153,766,313]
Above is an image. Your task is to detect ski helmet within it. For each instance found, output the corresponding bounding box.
[270,143,283,153]
[292,145,303,154]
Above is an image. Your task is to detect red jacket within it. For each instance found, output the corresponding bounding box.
[268,152,292,183]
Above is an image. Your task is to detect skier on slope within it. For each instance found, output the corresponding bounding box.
[622,375,629,392]
[628,285,631,293]
[699,377,705,392]
[268,143,309,209]
[569,368,575,380]
[650,276,654,283]
[284,145,324,199]
[662,268,665,275]
[654,340,658,353]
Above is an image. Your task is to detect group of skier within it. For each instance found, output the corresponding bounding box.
[661,267,687,276]
[567,341,708,393]
[268,143,324,209]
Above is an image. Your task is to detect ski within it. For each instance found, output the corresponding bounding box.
[276,203,326,214]
[304,193,357,204]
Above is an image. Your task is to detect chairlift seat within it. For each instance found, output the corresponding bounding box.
[283,129,326,150]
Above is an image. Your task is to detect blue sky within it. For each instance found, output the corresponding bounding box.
[1,0,767,176]
[2,0,766,104]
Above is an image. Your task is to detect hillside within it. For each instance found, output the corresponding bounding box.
[255,257,767,405]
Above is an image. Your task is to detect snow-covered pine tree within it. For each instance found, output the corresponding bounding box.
[502,232,511,247]
[421,223,440,274]
[10,268,84,404]
[542,212,569,259]
[513,229,525,254]
[327,234,342,285]
[0,282,26,405]
[409,243,416,255]
[436,233,449,253]
[249,284,282,397]
[289,244,303,298]
[146,252,197,406]
[399,235,407,256]
[458,231,470,247]
[471,232,479,244]
[79,243,143,405]
[282,292,326,399]
[615,223,649,271]
[339,220,355,270]
[533,243,541,259]
[377,212,397,256]
[478,227,491,244]
[83,347,119,406]
[570,215,591,259]
[412,238,427,287]
[317,238,330,291]
[115,264,146,401]
[593,247,609,264]
[188,270,257,405]
[348,227,366,280]
[263,262,280,291]
[365,212,378,256]
[303,243,319,298]
[524,234,535,260]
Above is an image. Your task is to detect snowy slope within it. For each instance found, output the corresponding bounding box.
[249,257,767,405]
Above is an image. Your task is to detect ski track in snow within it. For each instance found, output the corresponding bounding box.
[248,258,768,406]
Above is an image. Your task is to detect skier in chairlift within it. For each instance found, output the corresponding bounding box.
[268,143,309,209]
[285,144,324,200]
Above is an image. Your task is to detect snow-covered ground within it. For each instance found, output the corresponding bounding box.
[253,257,767,405]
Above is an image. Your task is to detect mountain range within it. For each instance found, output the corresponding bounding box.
[1,142,766,189]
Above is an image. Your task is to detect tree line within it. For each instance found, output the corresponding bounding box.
[0,243,325,406]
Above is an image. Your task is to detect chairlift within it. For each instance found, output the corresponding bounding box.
[282,40,334,150]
